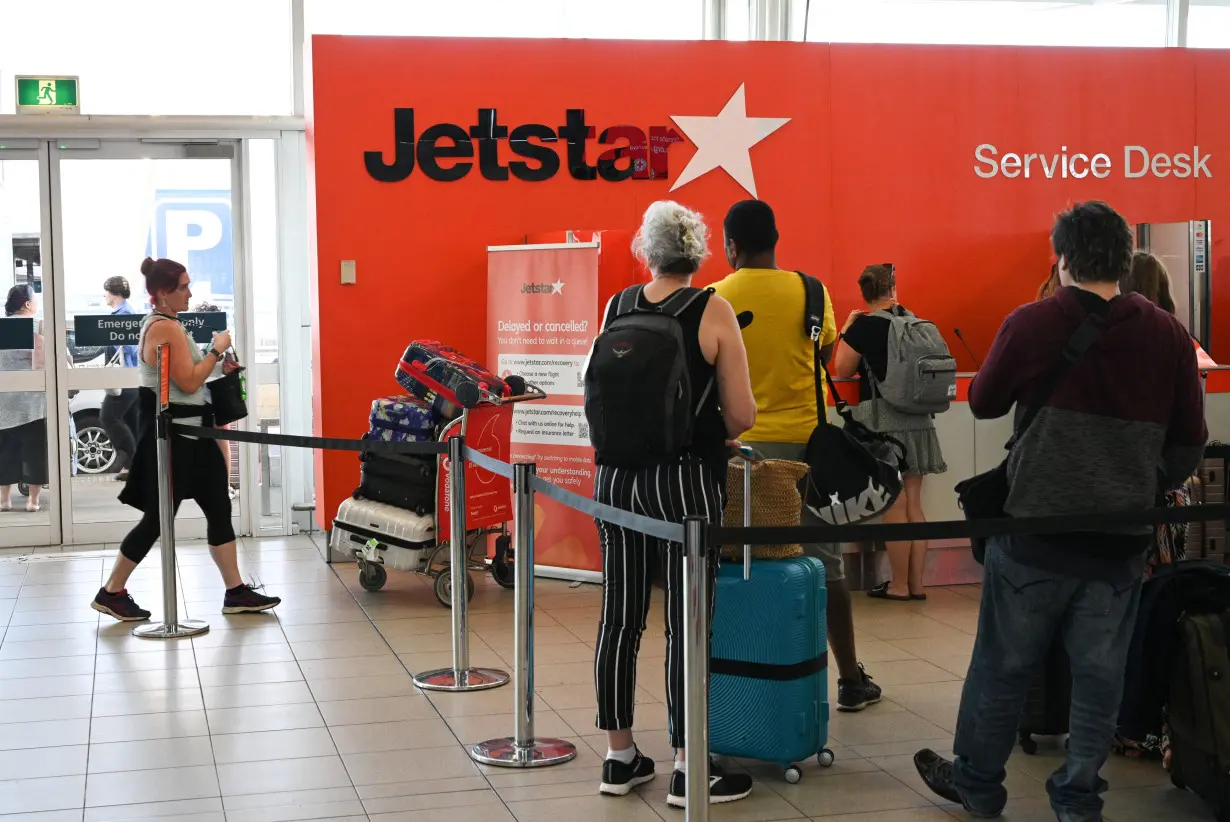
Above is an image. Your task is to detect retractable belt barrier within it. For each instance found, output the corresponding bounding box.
[158,418,1230,822]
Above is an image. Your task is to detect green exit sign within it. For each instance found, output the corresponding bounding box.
[15,76,80,113]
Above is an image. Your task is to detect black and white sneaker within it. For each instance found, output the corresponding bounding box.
[666,759,753,808]
[222,583,281,614]
[837,663,883,712]
[599,750,655,796]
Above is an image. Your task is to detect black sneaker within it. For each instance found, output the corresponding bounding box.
[598,750,655,796]
[91,587,151,622]
[913,749,1004,819]
[666,759,753,808]
[837,662,883,712]
[222,583,281,614]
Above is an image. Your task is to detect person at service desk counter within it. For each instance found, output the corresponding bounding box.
[831,264,947,601]
[913,202,1207,822]
[91,257,280,621]
[101,276,141,481]
[587,201,757,807]
[0,285,48,513]
[711,199,884,713]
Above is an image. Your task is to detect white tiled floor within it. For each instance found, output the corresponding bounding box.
[0,536,1214,821]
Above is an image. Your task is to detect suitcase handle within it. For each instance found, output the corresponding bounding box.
[733,446,762,581]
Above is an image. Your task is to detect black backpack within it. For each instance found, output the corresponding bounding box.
[797,272,905,525]
[584,285,714,469]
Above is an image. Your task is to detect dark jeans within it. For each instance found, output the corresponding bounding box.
[100,388,140,469]
[953,539,1142,822]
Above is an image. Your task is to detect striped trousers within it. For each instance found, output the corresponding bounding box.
[592,455,724,749]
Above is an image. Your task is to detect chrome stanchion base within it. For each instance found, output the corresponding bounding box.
[131,619,210,639]
[470,737,577,768]
[412,667,509,692]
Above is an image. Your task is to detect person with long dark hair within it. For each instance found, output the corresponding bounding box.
[0,284,48,512]
[101,275,141,480]
[91,258,280,621]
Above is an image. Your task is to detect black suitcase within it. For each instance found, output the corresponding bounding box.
[1168,610,1230,822]
[357,452,436,515]
[1018,636,1071,754]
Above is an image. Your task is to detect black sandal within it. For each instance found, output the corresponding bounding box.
[867,582,911,601]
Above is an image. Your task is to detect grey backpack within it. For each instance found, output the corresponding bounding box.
[869,308,957,414]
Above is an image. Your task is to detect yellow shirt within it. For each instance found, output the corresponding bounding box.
[711,268,837,444]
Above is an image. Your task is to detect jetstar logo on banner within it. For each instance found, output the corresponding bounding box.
[364,84,790,198]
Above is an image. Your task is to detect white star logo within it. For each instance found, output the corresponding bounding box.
[551,279,565,295]
[669,84,790,199]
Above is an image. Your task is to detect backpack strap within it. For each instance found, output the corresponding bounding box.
[658,286,710,318]
[612,285,644,319]
[797,271,830,421]
[1007,310,1106,448]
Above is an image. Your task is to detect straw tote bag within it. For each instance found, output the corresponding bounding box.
[722,458,810,560]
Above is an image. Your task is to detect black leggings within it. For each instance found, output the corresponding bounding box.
[119,493,236,563]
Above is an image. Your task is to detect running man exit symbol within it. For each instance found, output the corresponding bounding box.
[15,76,80,113]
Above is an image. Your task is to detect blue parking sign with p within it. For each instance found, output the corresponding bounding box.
[146,190,234,311]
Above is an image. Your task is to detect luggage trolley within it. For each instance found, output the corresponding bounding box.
[332,379,546,608]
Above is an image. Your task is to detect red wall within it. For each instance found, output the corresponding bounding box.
[308,36,1230,525]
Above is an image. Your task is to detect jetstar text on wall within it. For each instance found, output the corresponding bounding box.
[365,108,684,183]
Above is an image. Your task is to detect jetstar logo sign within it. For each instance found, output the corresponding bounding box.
[364,84,790,198]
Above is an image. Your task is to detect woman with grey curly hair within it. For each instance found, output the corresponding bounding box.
[588,200,756,808]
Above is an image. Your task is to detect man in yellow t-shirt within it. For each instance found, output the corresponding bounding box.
[712,200,882,713]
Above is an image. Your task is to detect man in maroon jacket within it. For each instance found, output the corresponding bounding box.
[914,201,1207,822]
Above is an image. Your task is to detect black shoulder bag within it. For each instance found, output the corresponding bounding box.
[798,272,905,525]
[955,311,1105,563]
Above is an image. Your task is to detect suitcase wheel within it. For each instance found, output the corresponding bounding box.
[358,562,388,592]
[1019,733,1038,755]
[492,535,515,589]
[434,569,476,608]
[817,749,835,768]
[784,766,802,784]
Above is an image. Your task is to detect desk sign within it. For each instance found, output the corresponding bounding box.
[16,76,80,114]
[0,317,35,350]
[73,312,227,347]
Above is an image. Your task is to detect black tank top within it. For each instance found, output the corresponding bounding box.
[603,286,727,472]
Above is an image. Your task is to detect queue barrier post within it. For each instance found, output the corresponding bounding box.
[683,515,710,821]
[471,462,577,767]
[133,344,209,640]
[413,433,509,692]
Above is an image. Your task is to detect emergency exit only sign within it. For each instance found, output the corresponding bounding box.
[16,76,80,113]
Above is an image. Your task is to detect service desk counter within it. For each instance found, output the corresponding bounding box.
[825,367,1230,589]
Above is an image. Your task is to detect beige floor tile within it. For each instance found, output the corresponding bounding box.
[880,681,967,707]
[195,660,303,688]
[0,638,96,661]
[309,674,419,702]
[361,786,502,815]
[91,688,204,718]
[87,736,214,774]
[383,631,484,655]
[370,616,454,637]
[216,755,353,797]
[773,771,935,817]
[92,667,201,695]
[424,688,520,718]
[273,607,371,626]
[505,793,663,822]
[853,660,961,688]
[0,674,96,700]
[0,745,88,779]
[443,709,575,746]
[329,718,458,754]
[397,648,507,674]
[189,625,288,648]
[856,616,969,642]
[200,679,314,710]
[89,710,210,744]
[299,655,406,682]
[0,718,91,751]
[205,702,325,735]
[354,775,489,801]
[342,745,481,785]
[192,642,297,668]
[0,656,96,681]
[0,695,93,723]
[211,727,338,764]
[83,797,224,821]
[85,763,219,807]
[0,809,84,822]
[0,774,86,814]
[221,785,359,811]
[281,622,383,643]
[809,808,959,821]
[370,807,513,822]
[292,637,394,661]
[316,695,438,726]
[93,648,197,674]
[829,710,950,748]
[226,798,368,822]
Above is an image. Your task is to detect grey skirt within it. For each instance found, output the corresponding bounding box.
[850,400,948,477]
